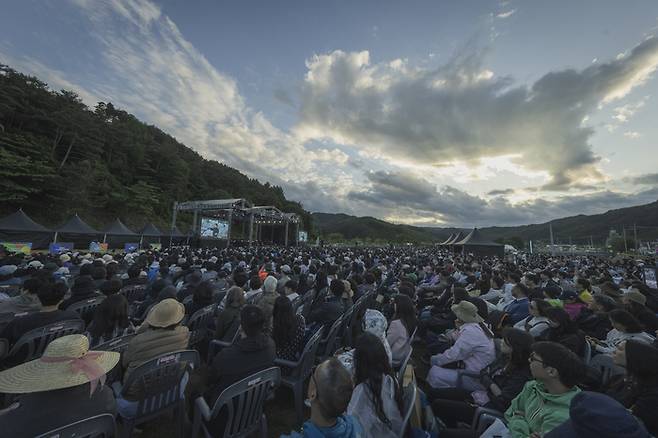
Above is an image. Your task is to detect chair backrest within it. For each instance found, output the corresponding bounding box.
[319,314,345,359]
[292,327,324,379]
[208,327,241,363]
[186,304,216,348]
[121,350,200,420]
[120,285,147,303]
[7,319,86,363]
[397,346,413,383]
[34,413,117,438]
[582,340,592,365]
[296,292,313,315]
[0,285,20,298]
[399,382,417,438]
[67,296,106,323]
[95,333,137,354]
[208,367,281,438]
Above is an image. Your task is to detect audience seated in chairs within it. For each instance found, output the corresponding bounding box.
[504,341,586,438]
[0,276,43,315]
[60,275,102,310]
[387,294,417,365]
[0,334,118,437]
[538,307,586,357]
[347,332,404,438]
[273,295,306,362]
[427,301,496,390]
[86,293,135,347]
[184,280,214,316]
[256,276,278,333]
[281,357,362,438]
[205,304,276,404]
[588,309,654,356]
[1,278,82,348]
[513,298,551,338]
[432,327,533,437]
[214,286,245,342]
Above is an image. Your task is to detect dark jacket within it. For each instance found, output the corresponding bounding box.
[1,309,82,348]
[214,305,241,342]
[206,333,276,404]
[540,328,586,357]
[576,309,612,340]
[307,296,344,328]
[630,307,658,334]
[0,383,116,438]
[605,376,658,436]
[483,363,532,412]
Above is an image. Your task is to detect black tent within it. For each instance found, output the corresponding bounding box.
[103,219,138,249]
[139,223,162,246]
[166,225,188,246]
[0,209,52,249]
[453,228,504,257]
[55,215,103,249]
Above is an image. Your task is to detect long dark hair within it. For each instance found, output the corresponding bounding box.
[272,296,297,346]
[193,281,214,306]
[393,294,417,335]
[625,340,658,388]
[354,332,403,430]
[89,294,129,341]
[546,307,578,335]
[501,327,533,371]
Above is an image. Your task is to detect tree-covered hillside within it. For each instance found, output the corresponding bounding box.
[0,65,310,231]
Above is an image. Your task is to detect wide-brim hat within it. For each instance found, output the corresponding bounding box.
[145,298,185,328]
[451,300,484,324]
[0,334,119,394]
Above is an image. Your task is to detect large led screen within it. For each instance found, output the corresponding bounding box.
[200,218,229,239]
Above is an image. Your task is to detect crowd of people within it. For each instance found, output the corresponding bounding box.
[0,243,656,437]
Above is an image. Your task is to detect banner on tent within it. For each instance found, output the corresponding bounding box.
[89,242,109,253]
[49,242,74,255]
[1,242,32,254]
[124,243,139,253]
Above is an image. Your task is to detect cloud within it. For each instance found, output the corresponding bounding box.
[488,188,515,196]
[623,131,641,139]
[496,9,516,19]
[347,170,658,227]
[295,37,658,190]
[628,173,658,185]
[613,98,647,123]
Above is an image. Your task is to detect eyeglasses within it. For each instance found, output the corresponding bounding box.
[529,353,546,365]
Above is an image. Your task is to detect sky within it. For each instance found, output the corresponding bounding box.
[2,0,658,227]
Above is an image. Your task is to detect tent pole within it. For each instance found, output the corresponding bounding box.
[284,221,289,247]
[226,209,233,248]
[53,231,58,244]
[170,202,178,248]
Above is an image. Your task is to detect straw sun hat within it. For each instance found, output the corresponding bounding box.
[145,298,185,328]
[0,334,119,394]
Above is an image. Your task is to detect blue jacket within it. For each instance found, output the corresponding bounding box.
[504,297,530,325]
[281,415,363,438]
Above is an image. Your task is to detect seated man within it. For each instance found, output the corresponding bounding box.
[307,279,345,330]
[0,275,43,315]
[282,357,362,438]
[1,279,82,349]
[0,334,118,437]
[205,304,276,404]
[505,341,585,438]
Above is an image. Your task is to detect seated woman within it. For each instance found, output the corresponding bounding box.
[605,340,658,436]
[337,309,393,373]
[427,301,496,389]
[589,309,655,356]
[575,294,617,340]
[539,307,586,357]
[0,334,118,437]
[431,328,533,437]
[214,286,244,342]
[185,280,214,316]
[387,294,418,364]
[513,299,551,338]
[272,295,306,362]
[347,332,404,438]
[86,293,135,347]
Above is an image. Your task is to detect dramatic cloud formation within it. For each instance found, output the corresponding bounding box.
[295,37,658,190]
[348,170,658,227]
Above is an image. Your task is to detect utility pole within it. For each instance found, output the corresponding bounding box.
[633,223,638,251]
[549,223,554,255]
[623,227,628,252]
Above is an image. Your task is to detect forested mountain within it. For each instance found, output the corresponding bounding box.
[313,200,658,246]
[0,65,310,231]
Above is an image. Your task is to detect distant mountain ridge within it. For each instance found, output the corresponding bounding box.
[312,200,658,245]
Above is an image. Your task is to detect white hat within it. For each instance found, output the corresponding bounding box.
[209,256,218,263]
[281,264,292,274]
[102,254,113,263]
[28,260,44,269]
[59,254,71,263]
[55,267,70,276]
